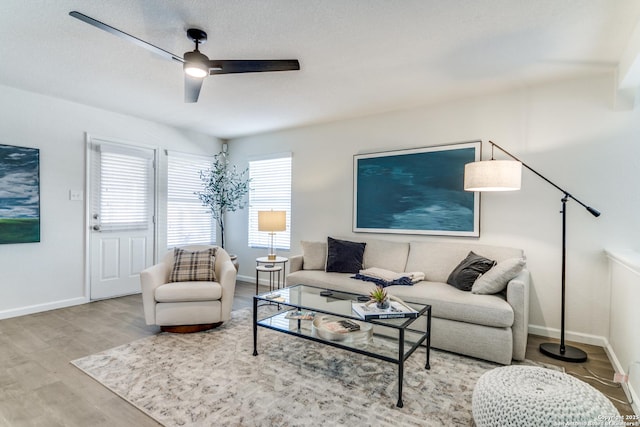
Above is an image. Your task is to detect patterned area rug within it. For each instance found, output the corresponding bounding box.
[71,308,555,426]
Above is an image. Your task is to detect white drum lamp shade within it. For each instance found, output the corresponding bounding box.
[258,210,286,260]
[258,210,286,232]
[464,160,522,192]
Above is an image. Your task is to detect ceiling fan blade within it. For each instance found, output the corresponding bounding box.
[208,60,300,75]
[184,76,204,103]
[69,11,184,64]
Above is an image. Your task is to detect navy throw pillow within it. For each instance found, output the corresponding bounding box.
[325,237,366,274]
[447,251,496,291]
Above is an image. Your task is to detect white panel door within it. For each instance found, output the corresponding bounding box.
[88,138,156,300]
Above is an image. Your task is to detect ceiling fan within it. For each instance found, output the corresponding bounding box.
[69,11,300,103]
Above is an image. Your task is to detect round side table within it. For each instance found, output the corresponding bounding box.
[255,256,288,294]
[229,254,239,271]
[255,265,283,294]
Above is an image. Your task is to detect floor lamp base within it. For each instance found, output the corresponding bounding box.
[539,342,587,363]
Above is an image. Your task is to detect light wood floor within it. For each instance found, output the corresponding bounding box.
[0,281,633,426]
[525,335,633,416]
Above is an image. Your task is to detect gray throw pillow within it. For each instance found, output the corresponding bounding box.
[472,258,525,294]
[325,237,366,273]
[301,240,327,270]
[446,251,496,291]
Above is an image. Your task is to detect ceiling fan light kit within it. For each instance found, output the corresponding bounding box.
[183,51,209,78]
[69,11,300,103]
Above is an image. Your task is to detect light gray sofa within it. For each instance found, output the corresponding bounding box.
[286,238,530,365]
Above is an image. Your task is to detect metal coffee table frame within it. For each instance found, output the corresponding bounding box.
[253,284,431,407]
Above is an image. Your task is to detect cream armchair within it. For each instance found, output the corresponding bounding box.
[140,245,237,333]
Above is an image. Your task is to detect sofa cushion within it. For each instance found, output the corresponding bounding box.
[287,270,379,295]
[155,300,222,325]
[169,247,216,282]
[405,242,523,282]
[325,237,366,273]
[384,281,514,328]
[472,258,526,295]
[155,281,222,302]
[362,239,409,272]
[447,251,496,291]
[301,241,327,270]
[286,270,514,328]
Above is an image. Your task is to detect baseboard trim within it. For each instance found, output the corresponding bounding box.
[237,273,286,289]
[237,273,254,284]
[604,342,640,416]
[0,297,88,320]
[527,324,608,347]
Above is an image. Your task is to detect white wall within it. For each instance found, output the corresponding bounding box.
[0,84,220,318]
[227,73,640,345]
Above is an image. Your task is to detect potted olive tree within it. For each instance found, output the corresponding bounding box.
[196,151,250,250]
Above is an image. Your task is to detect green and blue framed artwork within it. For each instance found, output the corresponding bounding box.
[353,141,480,237]
[0,143,40,244]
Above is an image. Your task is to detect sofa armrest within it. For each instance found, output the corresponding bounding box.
[140,261,170,325]
[215,249,237,322]
[506,268,530,361]
[289,254,303,273]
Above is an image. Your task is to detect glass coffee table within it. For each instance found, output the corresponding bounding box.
[253,284,431,407]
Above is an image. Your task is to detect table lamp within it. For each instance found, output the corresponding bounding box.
[258,210,286,261]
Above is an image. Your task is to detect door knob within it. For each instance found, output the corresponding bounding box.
[92,225,101,231]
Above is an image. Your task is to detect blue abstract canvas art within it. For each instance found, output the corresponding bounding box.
[353,141,480,237]
[0,144,40,244]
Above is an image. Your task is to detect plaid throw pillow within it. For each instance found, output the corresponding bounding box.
[169,247,217,282]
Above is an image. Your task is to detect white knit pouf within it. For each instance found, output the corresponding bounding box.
[472,366,622,427]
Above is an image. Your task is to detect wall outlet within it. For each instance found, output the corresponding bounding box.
[69,190,84,201]
[613,372,628,383]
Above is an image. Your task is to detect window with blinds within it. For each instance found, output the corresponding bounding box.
[248,154,292,250]
[167,152,215,247]
[95,144,154,232]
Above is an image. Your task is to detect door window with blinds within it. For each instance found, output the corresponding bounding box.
[248,154,292,250]
[167,151,215,247]
[91,143,155,232]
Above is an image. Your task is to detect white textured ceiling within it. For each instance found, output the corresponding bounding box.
[1,1,640,139]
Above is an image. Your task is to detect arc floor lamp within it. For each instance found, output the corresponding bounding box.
[464,141,600,363]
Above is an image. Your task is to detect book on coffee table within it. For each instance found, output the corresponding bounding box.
[352,301,419,320]
[284,310,315,320]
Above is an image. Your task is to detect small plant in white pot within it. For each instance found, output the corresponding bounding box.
[369,286,390,309]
